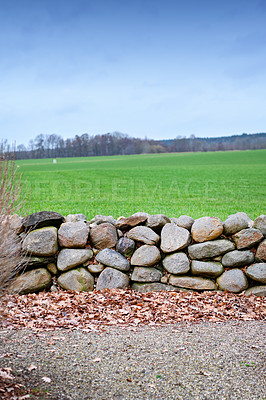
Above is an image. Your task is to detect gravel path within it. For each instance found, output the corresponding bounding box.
[0,321,265,400]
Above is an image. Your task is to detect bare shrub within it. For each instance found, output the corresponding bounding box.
[0,147,27,296]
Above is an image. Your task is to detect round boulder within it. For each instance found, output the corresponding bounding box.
[131,212,151,218]
[232,228,263,250]
[217,269,248,293]
[89,223,118,249]
[253,215,266,236]
[245,286,266,296]
[169,275,216,290]
[162,252,190,275]
[131,245,161,267]
[127,226,160,245]
[223,212,252,236]
[170,215,195,231]
[58,221,89,248]
[95,248,130,271]
[57,248,93,272]
[191,260,224,278]
[94,215,116,225]
[146,214,171,231]
[65,214,87,223]
[160,223,190,253]
[222,250,254,268]
[131,267,162,282]
[188,239,235,260]
[245,263,266,284]
[58,268,94,291]
[10,268,52,295]
[22,227,58,256]
[96,267,129,290]
[116,237,135,257]
[191,217,223,243]
[22,211,64,230]
[115,215,147,230]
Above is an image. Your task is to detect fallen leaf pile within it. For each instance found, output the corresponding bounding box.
[0,366,31,400]
[0,289,265,332]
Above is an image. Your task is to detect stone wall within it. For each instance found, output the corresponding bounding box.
[6,211,266,296]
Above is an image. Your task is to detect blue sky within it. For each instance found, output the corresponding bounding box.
[1,0,266,145]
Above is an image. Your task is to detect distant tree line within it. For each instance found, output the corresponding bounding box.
[162,132,266,153]
[2,132,266,160]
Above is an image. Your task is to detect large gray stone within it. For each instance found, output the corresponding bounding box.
[115,215,147,230]
[131,282,180,292]
[223,212,252,236]
[191,260,224,278]
[57,268,94,291]
[169,275,216,290]
[170,215,194,231]
[116,237,135,257]
[57,248,93,272]
[96,267,129,290]
[146,214,171,231]
[232,228,263,250]
[188,239,235,260]
[127,226,160,245]
[160,223,190,253]
[131,212,151,218]
[245,286,266,296]
[89,223,118,249]
[222,250,254,267]
[245,263,266,283]
[6,214,23,234]
[162,252,190,275]
[253,215,266,236]
[10,268,52,294]
[65,214,87,223]
[95,248,130,271]
[58,222,89,248]
[22,227,58,256]
[0,221,22,257]
[131,245,161,267]
[131,267,162,282]
[217,269,248,293]
[94,215,116,225]
[22,211,65,230]
[191,217,223,243]
[255,239,266,262]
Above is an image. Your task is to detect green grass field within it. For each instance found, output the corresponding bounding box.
[17,149,266,221]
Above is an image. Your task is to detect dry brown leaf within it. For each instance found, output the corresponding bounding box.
[41,376,51,383]
[0,368,14,380]
[27,364,37,372]
[0,289,265,333]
